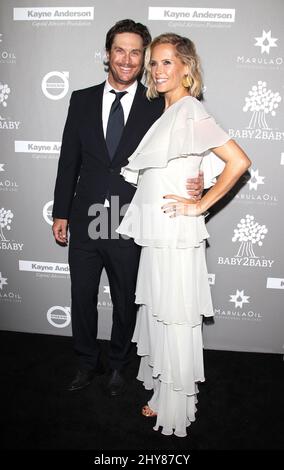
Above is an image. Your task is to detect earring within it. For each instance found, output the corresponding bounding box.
[182,74,192,89]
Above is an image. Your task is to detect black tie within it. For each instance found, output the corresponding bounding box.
[106,90,127,160]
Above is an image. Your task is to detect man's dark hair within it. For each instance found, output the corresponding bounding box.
[105,19,152,53]
[104,19,151,76]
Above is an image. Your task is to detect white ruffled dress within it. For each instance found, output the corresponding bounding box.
[116,96,230,437]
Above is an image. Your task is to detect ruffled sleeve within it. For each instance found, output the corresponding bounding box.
[201,151,226,189]
[121,96,230,186]
[186,114,230,188]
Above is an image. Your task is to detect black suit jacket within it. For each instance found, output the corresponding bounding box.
[52,81,164,241]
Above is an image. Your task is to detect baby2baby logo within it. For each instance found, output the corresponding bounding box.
[0,207,24,251]
[218,214,274,268]
[229,80,283,141]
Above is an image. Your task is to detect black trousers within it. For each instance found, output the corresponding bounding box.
[68,236,141,371]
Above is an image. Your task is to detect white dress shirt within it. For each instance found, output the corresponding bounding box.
[102,79,138,206]
[102,79,138,137]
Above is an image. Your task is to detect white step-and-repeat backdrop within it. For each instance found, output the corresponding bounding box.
[1,0,283,353]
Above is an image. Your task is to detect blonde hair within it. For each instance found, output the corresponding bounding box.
[145,33,203,100]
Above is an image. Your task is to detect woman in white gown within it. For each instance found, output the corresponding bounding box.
[117,33,251,437]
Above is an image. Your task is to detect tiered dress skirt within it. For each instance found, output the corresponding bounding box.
[132,243,213,437]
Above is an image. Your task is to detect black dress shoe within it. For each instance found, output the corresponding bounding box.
[67,362,105,392]
[106,369,126,397]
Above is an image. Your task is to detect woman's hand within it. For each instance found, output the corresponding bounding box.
[162,195,204,217]
[186,170,204,200]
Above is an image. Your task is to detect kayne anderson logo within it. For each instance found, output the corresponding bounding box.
[15,140,61,160]
[237,29,282,69]
[42,71,69,100]
[0,271,22,303]
[229,81,283,141]
[218,214,274,268]
[47,306,71,328]
[233,167,278,206]
[266,277,284,289]
[13,7,94,21]
[19,260,70,278]
[149,7,235,24]
[215,289,262,322]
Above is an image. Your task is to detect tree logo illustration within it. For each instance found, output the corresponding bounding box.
[0,208,14,241]
[232,214,268,258]
[0,82,11,108]
[243,81,281,129]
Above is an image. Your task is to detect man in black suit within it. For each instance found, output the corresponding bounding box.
[52,20,203,396]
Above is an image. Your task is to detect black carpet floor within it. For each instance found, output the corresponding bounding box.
[1,330,283,456]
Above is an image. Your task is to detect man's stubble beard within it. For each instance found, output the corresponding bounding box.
[108,63,142,86]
